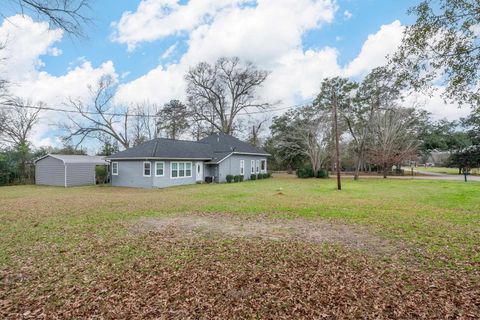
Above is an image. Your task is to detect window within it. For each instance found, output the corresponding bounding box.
[261,159,266,172]
[240,160,245,175]
[186,162,192,177]
[171,162,193,178]
[251,160,255,174]
[143,162,151,177]
[155,162,164,176]
[256,160,260,173]
[171,162,178,178]
[112,162,118,175]
[179,163,185,177]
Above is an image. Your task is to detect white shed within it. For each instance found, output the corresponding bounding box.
[35,154,108,187]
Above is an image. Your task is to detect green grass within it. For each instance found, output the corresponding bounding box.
[1,176,479,317]
[1,176,479,270]
[413,166,462,175]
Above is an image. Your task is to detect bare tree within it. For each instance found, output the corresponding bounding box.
[346,66,403,180]
[156,100,189,140]
[302,113,330,176]
[189,115,211,141]
[0,98,42,182]
[0,99,41,146]
[247,117,268,147]
[4,0,92,37]
[131,102,158,146]
[185,57,270,135]
[314,77,357,189]
[368,108,419,178]
[62,76,131,148]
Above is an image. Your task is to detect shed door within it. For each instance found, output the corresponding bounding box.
[195,162,203,182]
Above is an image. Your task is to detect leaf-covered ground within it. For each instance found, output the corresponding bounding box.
[1,177,479,318]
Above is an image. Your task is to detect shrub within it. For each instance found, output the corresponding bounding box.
[316,169,329,179]
[95,165,108,184]
[234,175,241,182]
[250,174,257,180]
[239,175,244,182]
[266,172,272,178]
[257,173,263,179]
[262,173,268,179]
[226,175,234,183]
[296,166,315,178]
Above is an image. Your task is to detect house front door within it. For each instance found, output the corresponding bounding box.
[195,162,203,182]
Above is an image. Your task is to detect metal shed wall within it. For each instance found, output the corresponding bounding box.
[65,163,96,187]
[35,155,100,187]
[35,156,65,186]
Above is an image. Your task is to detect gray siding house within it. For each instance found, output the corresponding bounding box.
[35,154,107,187]
[106,133,269,188]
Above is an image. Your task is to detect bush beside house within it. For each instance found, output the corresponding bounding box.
[296,165,329,179]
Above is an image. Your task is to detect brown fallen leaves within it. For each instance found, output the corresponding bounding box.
[1,229,479,319]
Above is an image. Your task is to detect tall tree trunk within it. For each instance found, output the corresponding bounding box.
[354,152,362,181]
[333,93,341,190]
[383,162,388,179]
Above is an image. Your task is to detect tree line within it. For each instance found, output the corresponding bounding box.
[1,0,479,185]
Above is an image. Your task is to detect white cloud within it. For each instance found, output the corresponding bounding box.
[262,48,342,105]
[405,88,470,121]
[115,0,338,106]
[0,15,63,82]
[161,42,178,59]
[343,10,352,20]
[345,20,404,77]
[112,0,249,51]
[116,63,186,105]
[0,15,117,149]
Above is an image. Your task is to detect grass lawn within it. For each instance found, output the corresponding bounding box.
[414,166,463,175]
[1,176,479,318]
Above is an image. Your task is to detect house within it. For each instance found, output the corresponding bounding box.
[35,154,108,187]
[106,133,269,188]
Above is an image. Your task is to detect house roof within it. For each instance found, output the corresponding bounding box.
[35,154,108,165]
[106,138,213,160]
[199,133,268,155]
[106,133,269,162]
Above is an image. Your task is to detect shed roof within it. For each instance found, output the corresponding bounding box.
[35,154,108,165]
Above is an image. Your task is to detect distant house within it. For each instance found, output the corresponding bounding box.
[106,133,270,188]
[35,154,108,187]
[425,150,451,167]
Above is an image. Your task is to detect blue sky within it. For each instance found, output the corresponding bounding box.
[0,0,468,148]
[40,0,418,80]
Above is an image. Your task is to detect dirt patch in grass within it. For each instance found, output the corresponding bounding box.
[134,214,409,257]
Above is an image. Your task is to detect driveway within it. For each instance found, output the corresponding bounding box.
[408,169,480,182]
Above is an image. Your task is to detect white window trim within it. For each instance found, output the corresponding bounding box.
[251,160,255,174]
[143,161,151,177]
[240,160,245,175]
[170,161,193,179]
[256,160,260,173]
[260,159,267,173]
[155,161,165,177]
[112,161,119,176]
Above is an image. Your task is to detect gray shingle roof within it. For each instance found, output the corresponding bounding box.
[199,133,268,155]
[106,138,213,160]
[106,133,269,161]
[35,154,108,164]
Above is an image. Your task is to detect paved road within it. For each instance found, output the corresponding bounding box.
[341,170,480,182]
[406,169,480,182]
